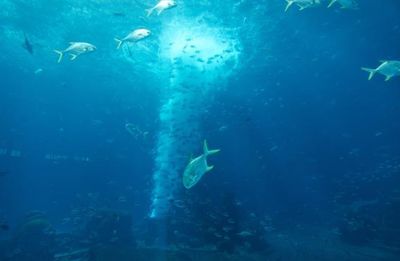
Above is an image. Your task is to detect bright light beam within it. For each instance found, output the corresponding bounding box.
[150,19,240,218]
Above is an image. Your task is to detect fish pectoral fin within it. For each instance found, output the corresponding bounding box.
[207,165,214,172]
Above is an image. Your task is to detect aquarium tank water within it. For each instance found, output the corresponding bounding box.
[0,0,400,260]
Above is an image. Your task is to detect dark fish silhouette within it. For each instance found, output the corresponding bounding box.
[113,12,125,17]
[22,33,34,55]
[0,223,9,231]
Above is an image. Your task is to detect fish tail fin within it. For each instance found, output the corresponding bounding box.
[114,38,123,49]
[203,140,220,156]
[328,0,337,8]
[54,50,63,63]
[146,8,154,17]
[361,67,376,80]
[285,0,294,12]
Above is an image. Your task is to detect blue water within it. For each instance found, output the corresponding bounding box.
[1,0,400,260]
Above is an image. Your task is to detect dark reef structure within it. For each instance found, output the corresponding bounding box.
[85,209,134,246]
[161,190,271,255]
[212,193,269,254]
[338,199,400,247]
[6,212,56,261]
[339,210,378,245]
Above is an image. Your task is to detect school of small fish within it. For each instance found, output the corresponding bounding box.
[3,1,397,256]
[48,0,399,189]
[283,0,399,81]
[52,0,399,84]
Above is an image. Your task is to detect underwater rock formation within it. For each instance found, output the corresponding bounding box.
[8,212,56,261]
[85,209,133,246]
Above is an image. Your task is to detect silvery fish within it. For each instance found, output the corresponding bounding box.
[285,0,321,12]
[182,140,220,189]
[54,42,96,63]
[146,0,177,17]
[114,28,151,49]
[328,0,358,9]
[362,60,400,81]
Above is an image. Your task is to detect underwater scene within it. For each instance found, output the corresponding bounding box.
[1,0,400,260]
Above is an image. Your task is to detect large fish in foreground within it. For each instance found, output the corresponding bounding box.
[146,0,177,17]
[182,140,220,189]
[362,60,400,81]
[22,33,34,55]
[114,28,151,49]
[328,0,358,9]
[54,42,96,63]
[285,0,320,12]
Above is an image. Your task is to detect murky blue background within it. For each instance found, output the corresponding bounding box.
[1,0,400,259]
